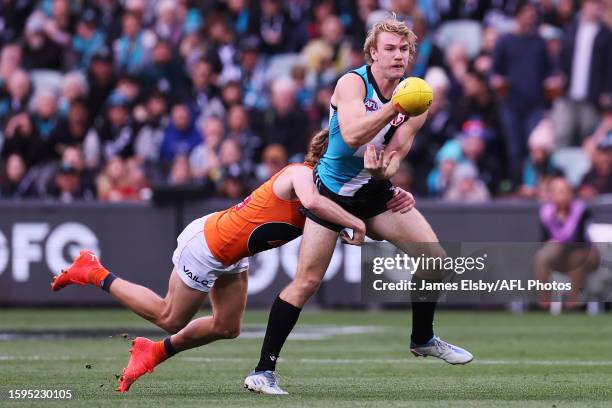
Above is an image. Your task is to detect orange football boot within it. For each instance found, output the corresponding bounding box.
[117,337,169,392]
[51,249,108,291]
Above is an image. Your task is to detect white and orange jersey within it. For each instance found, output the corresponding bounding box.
[203,164,310,265]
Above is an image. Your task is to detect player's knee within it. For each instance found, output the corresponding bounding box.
[296,276,321,298]
[157,308,188,334]
[211,321,241,339]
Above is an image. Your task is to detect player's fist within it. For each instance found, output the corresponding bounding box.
[392,77,433,116]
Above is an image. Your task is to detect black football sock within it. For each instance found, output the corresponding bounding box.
[164,337,177,357]
[410,275,441,345]
[101,272,117,292]
[255,295,302,372]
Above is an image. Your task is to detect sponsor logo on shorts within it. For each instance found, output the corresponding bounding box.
[364,99,379,111]
[182,265,213,288]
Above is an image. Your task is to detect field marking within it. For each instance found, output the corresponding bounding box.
[3,355,612,367]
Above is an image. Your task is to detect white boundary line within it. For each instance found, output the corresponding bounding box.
[2,355,612,367]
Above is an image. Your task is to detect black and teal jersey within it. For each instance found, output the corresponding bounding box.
[317,64,406,197]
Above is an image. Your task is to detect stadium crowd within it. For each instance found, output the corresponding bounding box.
[0,0,610,203]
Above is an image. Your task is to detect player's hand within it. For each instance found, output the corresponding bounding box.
[340,226,365,246]
[386,187,415,214]
[364,144,399,180]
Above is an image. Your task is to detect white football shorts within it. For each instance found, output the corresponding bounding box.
[172,214,249,292]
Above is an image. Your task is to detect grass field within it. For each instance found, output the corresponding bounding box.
[1,309,611,407]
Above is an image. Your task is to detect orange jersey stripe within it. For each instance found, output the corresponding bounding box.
[204,164,309,265]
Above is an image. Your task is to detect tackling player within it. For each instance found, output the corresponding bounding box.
[244,15,473,395]
[50,131,414,392]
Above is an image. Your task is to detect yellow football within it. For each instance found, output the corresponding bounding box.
[391,77,433,116]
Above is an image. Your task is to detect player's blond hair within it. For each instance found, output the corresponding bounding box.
[363,14,417,64]
[304,128,329,167]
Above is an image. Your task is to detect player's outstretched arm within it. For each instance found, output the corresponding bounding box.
[385,109,428,160]
[287,165,365,245]
[336,74,400,148]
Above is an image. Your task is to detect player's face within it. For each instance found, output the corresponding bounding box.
[372,32,410,79]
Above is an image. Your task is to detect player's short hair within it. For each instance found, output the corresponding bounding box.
[304,128,329,167]
[363,14,417,64]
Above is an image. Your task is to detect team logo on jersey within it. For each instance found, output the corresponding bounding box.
[364,99,379,111]
[390,113,406,127]
[235,195,252,211]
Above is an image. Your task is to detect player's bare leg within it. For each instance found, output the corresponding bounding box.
[170,271,248,350]
[366,209,473,364]
[109,269,205,333]
[245,219,338,394]
[280,219,339,307]
[118,271,247,392]
[51,250,205,334]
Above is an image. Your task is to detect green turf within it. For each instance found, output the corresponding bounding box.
[1,309,611,407]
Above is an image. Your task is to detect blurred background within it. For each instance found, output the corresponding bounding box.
[0,0,611,310]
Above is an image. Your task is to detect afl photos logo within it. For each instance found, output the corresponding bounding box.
[364,99,379,112]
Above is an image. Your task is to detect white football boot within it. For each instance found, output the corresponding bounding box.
[410,336,473,365]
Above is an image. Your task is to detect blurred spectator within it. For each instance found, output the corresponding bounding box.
[535,176,599,308]
[83,91,137,169]
[390,160,413,192]
[443,162,491,203]
[59,71,89,116]
[46,147,96,202]
[30,89,60,161]
[115,75,142,107]
[443,42,470,102]
[427,139,461,198]
[472,25,499,76]
[142,40,190,92]
[169,154,193,185]
[409,12,444,78]
[218,139,245,182]
[113,11,155,75]
[134,88,170,164]
[0,70,31,126]
[86,47,116,119]
[218,167,249,199]
[0,2,34,46]
[260,76,308,161]
[22,12,64,70]
[227,104,261,173]
[553,0,611,147]
[251,0,290,55]
[578,132,612,199]
[1,113,42,165]
[255,143,288,182]
[71,7,106,70]
[452,68,500,137]
[220,80,244,110]
[457,118,503,196]
[291,65,315,109]
[159,102,201,164]
[97,156,148,201]
[301,14,352,80]
[236,36,268,110]
[226,0,251,38]
[491,1,556,186]
[51,98,90,155]
[153,0,183,46]
[0,153,34,198]
[518,118,561,199]
[190,116,224,181]
[0,44,23,87]
[188,58,225,119]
